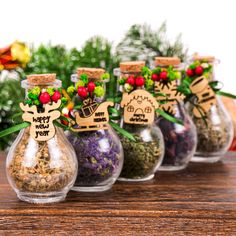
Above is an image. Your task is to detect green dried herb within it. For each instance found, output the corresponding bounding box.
[119,125,163,179]
[191,104,232,153]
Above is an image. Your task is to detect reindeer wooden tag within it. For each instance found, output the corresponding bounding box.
[189,76,216,118]
[71,98,114,132]
[20,100,61,141]
[154,80,185,115]
[120,89,159,125]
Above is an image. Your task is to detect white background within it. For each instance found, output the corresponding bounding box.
[1,0,236,93]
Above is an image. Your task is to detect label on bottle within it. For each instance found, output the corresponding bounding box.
[120,89,159,125]
[189,76,216,118]
[71,98,114,132]
[20,100,61,141]
[154,80,185,115]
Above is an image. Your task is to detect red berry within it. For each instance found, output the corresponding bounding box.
[77,86,88,98]
[126,75,135,85]
[159,71,168,80]
[39,92,51,104]
[87,82,96,92]
[151,74,159,81]
[195,66,204,75]
[186,68,194,77]
[51,90,61,102]
[135,76,145,87]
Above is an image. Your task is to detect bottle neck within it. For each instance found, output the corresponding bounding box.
[21,80,62,97]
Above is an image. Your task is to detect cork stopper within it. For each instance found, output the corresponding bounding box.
[120,61,145,72]
[192,55,215,62]
[155,57,181,66]
[27,73,56,84]
[77,68,105,80]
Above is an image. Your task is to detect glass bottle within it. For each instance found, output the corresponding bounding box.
[114,61,164,181]
[153,57,197,171]
[186,56,234,162]
[6,74,78,203]
[66,68,124,192]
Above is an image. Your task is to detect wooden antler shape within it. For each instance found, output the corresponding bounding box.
[44,100,61,113]
[19,103,37,123]
[19,103,37,113]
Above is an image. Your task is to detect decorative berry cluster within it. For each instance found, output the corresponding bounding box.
[185,60,212,80]
[119,75,146,92]
[67,73,108,99]
[151,66,181,82]
[118,66,181,93]
[25,87,64,106]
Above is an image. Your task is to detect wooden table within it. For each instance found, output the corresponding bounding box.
[0,152,236,235]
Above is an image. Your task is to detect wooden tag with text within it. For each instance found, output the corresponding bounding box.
[155,80,185,115]
[189,76,216,118]
[120,89,159,125]
[71,98,114,132]
[20,100,61,141]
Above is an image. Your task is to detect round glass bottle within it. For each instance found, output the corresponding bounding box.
[153,57,197,171]
[6,74,78,204]
[115,61,164,181]
[66,68,124,192]
[186,56,234,162]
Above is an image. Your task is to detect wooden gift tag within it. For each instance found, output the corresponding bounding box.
[120,89,159,125]
[20,100,61,141]
[71,98,114,132]
[155,80,185,115]
[189,76,216,118]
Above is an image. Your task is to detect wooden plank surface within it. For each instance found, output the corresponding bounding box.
[0,152,236,235]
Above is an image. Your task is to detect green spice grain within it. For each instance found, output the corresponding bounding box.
[191,104,232,154]
[120,134,162,179]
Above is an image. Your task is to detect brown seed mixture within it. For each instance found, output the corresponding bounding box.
[8,128,76,193]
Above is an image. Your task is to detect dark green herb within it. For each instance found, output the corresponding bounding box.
[119,125,163,179]
[190,104,232,153]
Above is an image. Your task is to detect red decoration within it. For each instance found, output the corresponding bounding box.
[39,92,51,104]
[87,82,96,92]
[126,75,135,85]
[151,74,159,81]
[186,68,194,77]
[159,71,168,80]
[51,91,61,102]
[78,86,88,98]
[135,76,145,87]
[195,66,204,75]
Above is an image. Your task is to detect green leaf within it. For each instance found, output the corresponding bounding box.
[0,122,30,138]
[108,107,120,115]
[53,120,69,130]
[80,74,89,85]
[101,72,110,80]
[11,112,23,122]
[109,96,122,103]
[156,108,183,125]
[209,81,223,91]
[109,121,136,141]
[152,67,162,74]
[154,92,167,97]
[216,91,236,99]
[109,115,120,120]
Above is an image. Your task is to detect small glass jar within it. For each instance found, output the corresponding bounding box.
[186,56,234,162]
[114,61,164,181]
[6,74,78,203]
[153,57,197,171]
[66,68,124,192]
[222,97,236,151]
